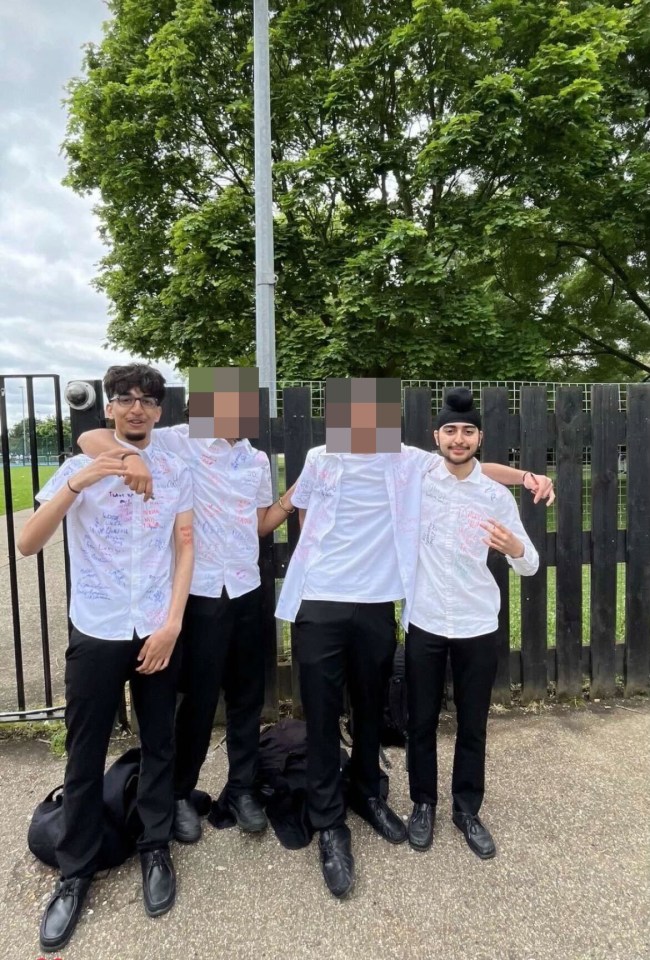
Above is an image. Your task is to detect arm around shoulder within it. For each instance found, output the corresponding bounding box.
[481,462,555,506]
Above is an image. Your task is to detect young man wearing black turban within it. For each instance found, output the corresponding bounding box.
[404,388,539,858]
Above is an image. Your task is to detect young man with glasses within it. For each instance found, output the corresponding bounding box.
[78,375,294,844]
[18,364,194,951]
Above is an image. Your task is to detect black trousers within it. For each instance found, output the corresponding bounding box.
[57,628,180,879]
[406,625,498,815]
[295,600,397,831]
[174,587,264,799]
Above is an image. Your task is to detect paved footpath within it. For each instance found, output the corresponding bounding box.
[1,701,649,960]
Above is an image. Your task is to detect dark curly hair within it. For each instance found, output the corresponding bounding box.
[103,364,166,405]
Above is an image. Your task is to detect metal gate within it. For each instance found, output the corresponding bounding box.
[0,374,70,720]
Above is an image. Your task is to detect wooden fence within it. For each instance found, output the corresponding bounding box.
[68,382,650,717]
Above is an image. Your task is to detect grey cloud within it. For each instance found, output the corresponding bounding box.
[0,0,181,427]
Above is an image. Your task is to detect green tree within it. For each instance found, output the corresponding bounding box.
[10,417,72,448]
[64,0,650,381]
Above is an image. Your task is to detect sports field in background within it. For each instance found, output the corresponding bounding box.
[0,465,56,514]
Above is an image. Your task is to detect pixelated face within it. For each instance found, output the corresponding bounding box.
[188,367,260,439]
[325,378,401,453]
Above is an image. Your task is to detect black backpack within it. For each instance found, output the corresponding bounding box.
[380,644,409,747]
[28,747,142,871]
[208,719,389,849]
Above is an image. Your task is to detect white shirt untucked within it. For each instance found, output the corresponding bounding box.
[153,426,273,599]
[409,458,539,638]
[37,439,192,641]
[275,444,433,623]
[302,455,402,603]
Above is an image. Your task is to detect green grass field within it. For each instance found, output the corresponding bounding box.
[508,564,626,649]
[0,465,56,514]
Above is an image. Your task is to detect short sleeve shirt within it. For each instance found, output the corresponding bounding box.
[152,425,273,598]
[36,438,192,640]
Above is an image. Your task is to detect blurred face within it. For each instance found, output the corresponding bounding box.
[325,377,402,453]
[434,422,482,465]
[106,387,162,443]
[187,366,260,440]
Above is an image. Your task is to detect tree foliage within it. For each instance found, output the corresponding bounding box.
[64,0,650,381]
[9,417,72,456]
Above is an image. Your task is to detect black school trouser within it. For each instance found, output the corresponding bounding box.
[406,625,498,815]
[295,600,397,831]
[174,587,264,799]
[57,628,180,879]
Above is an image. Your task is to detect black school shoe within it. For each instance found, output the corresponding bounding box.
[452,811,496,859]
[227,792,268,833]
[173,798,202,844]
[407,802,435,851]
[319,826,355,898]
[140,847,176,917]
[39,875,92,951]
[356,796,407,844]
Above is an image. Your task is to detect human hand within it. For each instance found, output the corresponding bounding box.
[480,518,524,558]
[523,472,555,506]
[135,623,180,674]
[121,454,154,501]
[73,451,127,490]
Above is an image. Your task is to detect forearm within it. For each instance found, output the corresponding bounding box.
[17,485,79,556]
[78,428,120,457]
[166,513,194,629]
[258,483,297,537]
[482,463,527,486]
[166,543,193,630]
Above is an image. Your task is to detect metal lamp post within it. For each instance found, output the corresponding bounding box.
[19,383,26,465]
[253,0,277,417]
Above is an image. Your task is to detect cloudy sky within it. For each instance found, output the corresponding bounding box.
[0,0,179,426]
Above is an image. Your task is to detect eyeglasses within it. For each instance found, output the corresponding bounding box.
[109,395,159,409]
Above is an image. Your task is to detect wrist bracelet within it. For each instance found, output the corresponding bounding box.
[67,479,81,495]
[278,494,295,514]
[121,451,140,461]
[522,471,532,484]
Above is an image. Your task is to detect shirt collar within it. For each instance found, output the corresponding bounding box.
[439,458,482,484]
[206,437,256,456]
[114,433,154,462]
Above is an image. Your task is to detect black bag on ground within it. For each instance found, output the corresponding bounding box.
[206,719,389,850]
[380,644,408,747]
[28,747,142,870]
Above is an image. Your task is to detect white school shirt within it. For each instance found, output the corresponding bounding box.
[152,425,273,599]
[36,438,192,641]
[275,444,432,623]
[408,458,539,638]
[302,454,402,603]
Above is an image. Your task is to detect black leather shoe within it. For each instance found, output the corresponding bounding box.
[228,792,268,833]
[319,826,355,898]
[452,811,496,859]
[408,802,435,851]
[174,798,202,844]
[358,797,407,844]
[140,847,176,917]
[39,876,92,951]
